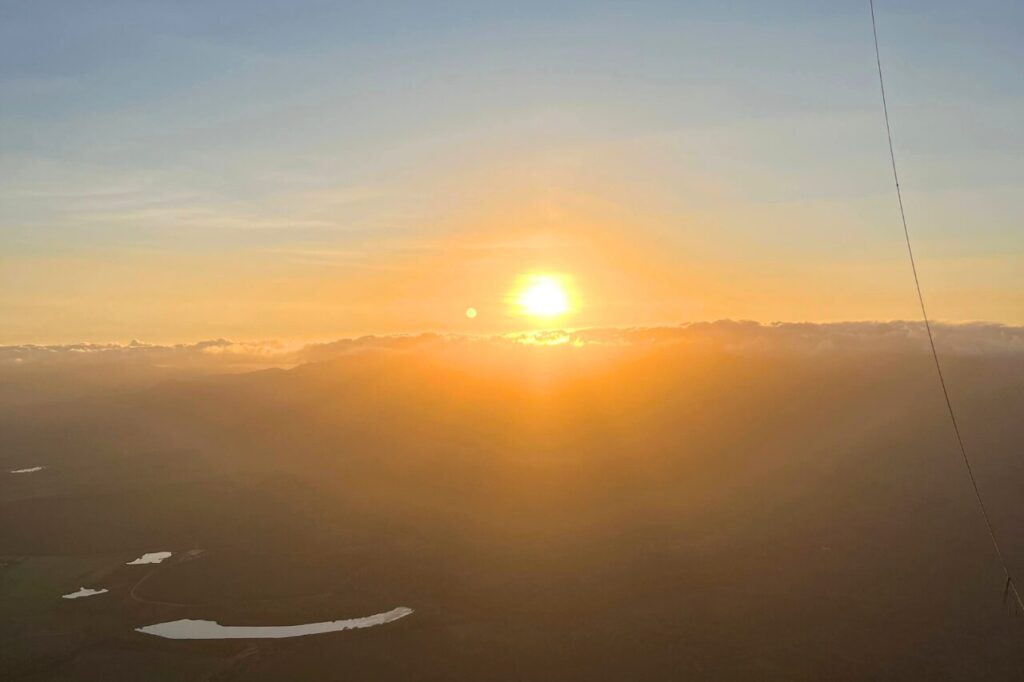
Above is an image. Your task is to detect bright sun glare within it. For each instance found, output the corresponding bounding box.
[514,275,571,318]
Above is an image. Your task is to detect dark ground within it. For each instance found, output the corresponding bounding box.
[4,333,1024,680]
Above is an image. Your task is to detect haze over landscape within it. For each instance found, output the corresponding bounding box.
[3,1,1024,680]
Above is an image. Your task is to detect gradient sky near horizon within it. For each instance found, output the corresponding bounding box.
[2,0,1022,344]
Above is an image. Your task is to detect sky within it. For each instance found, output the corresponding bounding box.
[2,0,1022,344]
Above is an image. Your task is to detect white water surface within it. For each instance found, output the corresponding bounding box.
[10,466,44,474]
[62,587,109,599]
[136,607,413,639]
[127,551,173,565]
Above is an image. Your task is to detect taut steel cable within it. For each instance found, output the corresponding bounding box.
[868,0,1023,613]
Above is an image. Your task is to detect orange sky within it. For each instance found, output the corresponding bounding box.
[3,2,1023,344]
[5,179,1021,345]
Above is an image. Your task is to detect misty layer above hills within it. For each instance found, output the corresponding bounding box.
[3,321,1024,680]
[3,320,1023,403]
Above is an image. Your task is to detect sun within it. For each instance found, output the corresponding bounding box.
[513,274,572,318]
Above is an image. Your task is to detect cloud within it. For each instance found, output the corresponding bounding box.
[567,321,1024,356]
[3,321,1024,374]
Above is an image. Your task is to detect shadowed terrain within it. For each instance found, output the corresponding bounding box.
[3,323,1024,680]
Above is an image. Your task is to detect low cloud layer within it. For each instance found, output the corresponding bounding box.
[3,321,1024,373]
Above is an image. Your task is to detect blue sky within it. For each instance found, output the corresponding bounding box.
[2,1,1022,342]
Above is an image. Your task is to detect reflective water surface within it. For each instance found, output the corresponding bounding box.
[136,607,413,639]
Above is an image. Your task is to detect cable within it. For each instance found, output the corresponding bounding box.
[868,0,1023,614]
